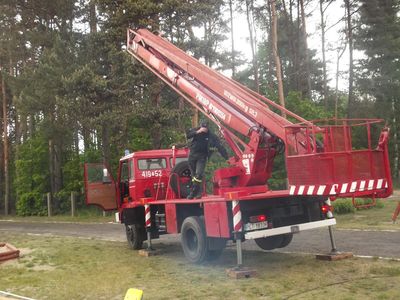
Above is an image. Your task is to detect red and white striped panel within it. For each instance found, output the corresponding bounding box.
[145,204,151,228]
[232,200,243,232]
[289,178,388,196]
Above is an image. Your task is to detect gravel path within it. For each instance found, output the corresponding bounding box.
[1,221,399,259]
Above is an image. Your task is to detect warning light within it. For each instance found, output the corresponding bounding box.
[321,205,331,214]
[249,215,267,223]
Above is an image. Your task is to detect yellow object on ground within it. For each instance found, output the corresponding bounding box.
[124,288,143,300]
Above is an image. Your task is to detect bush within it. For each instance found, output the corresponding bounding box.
[16,192,47,216]
[333,198,385,215]
[332,199,355,214]
[354,198,385,209]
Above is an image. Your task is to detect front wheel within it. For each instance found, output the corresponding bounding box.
[181,216,209,263]
[125,224,144,250]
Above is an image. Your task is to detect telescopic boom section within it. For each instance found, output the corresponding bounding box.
[126,28,315,188]
[127,29,311,145]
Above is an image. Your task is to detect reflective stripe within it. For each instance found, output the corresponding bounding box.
[340,183,348,194]
[307,185,315,195]
[192,177,202,183]
[350,181,357,192]
[289,186,296,195]
[377,179,383,189]
[298,186,305,195]
[232,200,242,232]
[145,205,151,228]
[317,185,326,195]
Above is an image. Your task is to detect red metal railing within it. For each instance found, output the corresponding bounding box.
[285,119,392,198]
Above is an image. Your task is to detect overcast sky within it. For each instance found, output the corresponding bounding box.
[229,1,351,90]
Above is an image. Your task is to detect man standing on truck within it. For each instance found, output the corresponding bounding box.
[186,120,228,199]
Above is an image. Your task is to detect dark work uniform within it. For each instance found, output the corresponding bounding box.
[186,126,228,198]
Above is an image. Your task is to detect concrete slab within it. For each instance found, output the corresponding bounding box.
[226,267,257,279]
[316,252,354,261]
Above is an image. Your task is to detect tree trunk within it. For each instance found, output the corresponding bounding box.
[0,95,3,209]
[266,2,274,89]
[319,0,328,107]
[245,0,259,92]
[1,73,9,215]
[82,126,91,151]
[282,0,297,90]
[151,81,163,149]
[393,99,399,179]
[344,0,354,118]
[74,126,80,156]
[28,114,35,138]
[101,123,110,164]
[334,42,347,119]
[229,0,236,77]
[20,113,27,143]
[89,0,97,33]
[270,0,286,118]
[299,0,312,98]
[54,141,62,193]
[48,138,54,206]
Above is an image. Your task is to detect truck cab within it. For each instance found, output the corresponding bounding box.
[84,147,190,212]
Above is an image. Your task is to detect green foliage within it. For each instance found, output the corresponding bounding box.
[333,199,356,214]
[354,198,385,210]
[268,154,287,190]
[15,134,49,216]
[15,192,47,216]
[333,198,385,215]
[285,91,333,121]
[60,156,82,196]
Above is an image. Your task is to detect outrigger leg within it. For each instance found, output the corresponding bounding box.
[316,225,353,261]
[226,200,257,279]
[139,204,159,257]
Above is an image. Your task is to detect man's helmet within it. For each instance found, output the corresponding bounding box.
[200,120,208,128]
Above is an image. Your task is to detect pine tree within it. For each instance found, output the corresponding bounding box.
[355,0,400,178]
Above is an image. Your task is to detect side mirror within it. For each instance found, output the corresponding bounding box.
[103,168,112,184]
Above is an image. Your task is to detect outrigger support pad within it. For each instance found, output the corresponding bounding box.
[315,226,353,261]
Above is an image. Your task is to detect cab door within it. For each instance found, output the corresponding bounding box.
[84,163,117,210]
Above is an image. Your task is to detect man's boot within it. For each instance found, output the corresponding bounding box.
[193,182,202,199]
[187,182,201,199]
[187,183,196,199]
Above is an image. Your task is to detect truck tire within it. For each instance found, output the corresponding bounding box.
[181,216,208,263]
[278,233,293,248]
[170,161,191,198]
[255,235,285,250]
[125,224,144,250]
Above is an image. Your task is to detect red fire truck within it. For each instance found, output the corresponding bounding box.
[84,29,392,264]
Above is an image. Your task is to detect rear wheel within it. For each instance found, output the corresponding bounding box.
[278,233,293,248]
[255,233,293,250]
[170,161,191,198]
[126,224,144,250]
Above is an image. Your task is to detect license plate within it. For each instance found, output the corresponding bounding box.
[244,221,269,232]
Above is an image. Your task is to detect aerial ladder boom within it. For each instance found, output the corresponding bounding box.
[126,28,392,199]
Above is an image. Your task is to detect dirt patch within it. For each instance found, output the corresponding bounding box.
[0,248,32,267]
[0,248,55,271]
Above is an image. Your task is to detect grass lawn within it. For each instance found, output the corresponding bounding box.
[335,196,400,231]
[0,232,399,300]
[0,207,114,224]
